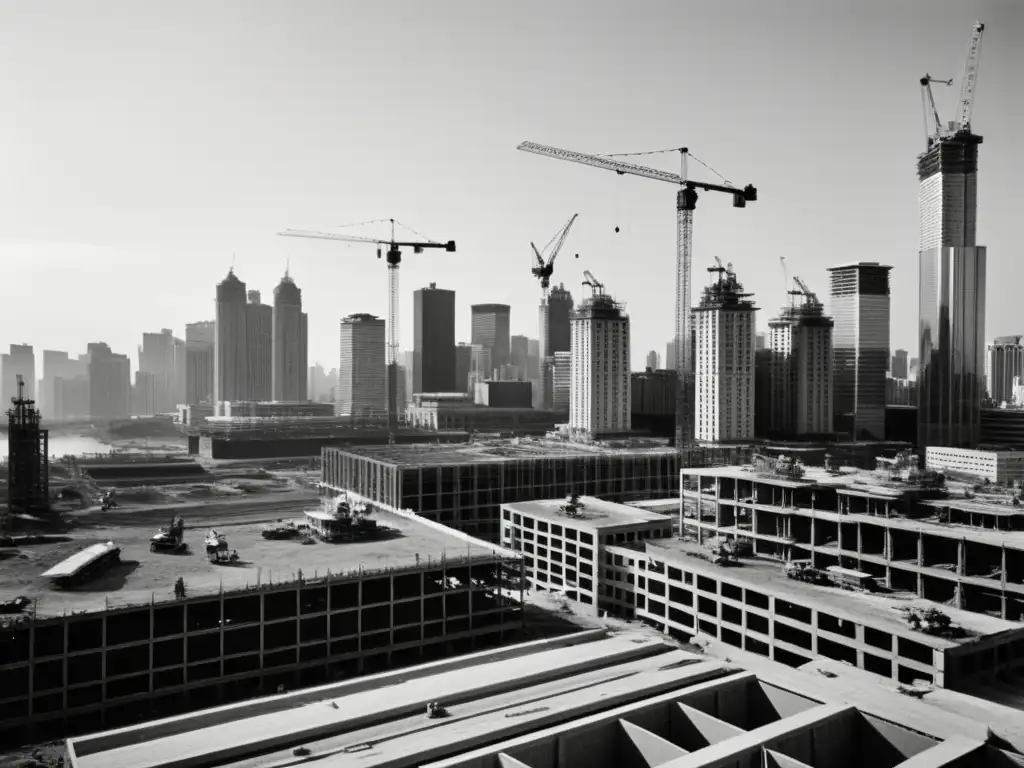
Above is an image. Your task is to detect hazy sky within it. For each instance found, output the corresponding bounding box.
[1,0,1021,374]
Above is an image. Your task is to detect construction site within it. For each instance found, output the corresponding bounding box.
[62,626,1024,768]
[320,438,754,541]
[0,499,523,745]
[679,451,1024,622]
[502,493,1024,697]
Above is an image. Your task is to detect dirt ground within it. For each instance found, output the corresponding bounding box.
[1,504,495,617]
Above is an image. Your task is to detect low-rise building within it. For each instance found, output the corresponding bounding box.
[926,447,1024,485]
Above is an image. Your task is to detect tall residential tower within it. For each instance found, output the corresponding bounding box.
[471,304,511,376]
[338,314,386,417]
[569,285,630,440]
[413,283,456,394]
[693,263,757,443]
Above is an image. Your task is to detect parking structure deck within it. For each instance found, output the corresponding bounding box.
[64,628,1024,768]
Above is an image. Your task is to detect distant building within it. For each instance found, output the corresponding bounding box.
[665,340,676,372]
[132,370,158,416]
[645,350,659,371]
[988,336,1024,406]
[185,321,215,405]
[271,274,308,402]
[755,331,767,352]
[40,350,82,420]
[570,285,630,440]
[925,447,1024,486]
[1,344,35,406]
[551,351,571,413]
[469,344,491,392]
[474,380,532,408]
[471,304,511,373]
[828,262,891,440]
[246,289,273,402]
[510,335,529,381]
[338,314,386,417]
[455,343,473,395]
[891,348,909,380]
[539,285,573,408]
[693,263,757,443]
[139,329,179,413]
[767,282,834,438]
[526,337,540,380]
[214,270,248,403]
[413,283,456,394]
[88,343,130,420]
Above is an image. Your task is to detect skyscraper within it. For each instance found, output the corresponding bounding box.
[246,290,272,401]
[510,335,529,380]
[413,283,456,394]
[693,264,757,443]
[645,350,660,371]
[768,288,834,438]
[828,263,891,440]
[186,321,215,405]
[214,270,248,403]
[471,304,511,375]
[272,274,308,401]
[539,284,574,408]
[987,336,1024,405]
[569,285,630,440]
[338,314,386,417]
[455,343,473,395]
[917,130,987,448]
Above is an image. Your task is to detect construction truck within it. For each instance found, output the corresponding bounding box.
[784,561,828,585]
[426,701,449,719]
[100,490,118,512]
[150,516,188,554]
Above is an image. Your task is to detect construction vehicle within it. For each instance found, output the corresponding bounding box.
[784,561,828,585]
[518,140,756,448]
[904,607,954,636]
[204,529,228,557]
[261,519,303,540]
[304,496,379,543]
[210,548,241,566]
[150,515,188,554]
[0,596,31,614]
[752,453,805,480]
[920,22,985,148]
[426,701,449,719]
[531,213,578,294]
[279,219,456,445]
[826,566,879,592]
[100,490,118,512]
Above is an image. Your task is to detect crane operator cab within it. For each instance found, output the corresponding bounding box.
[733,184,758,208]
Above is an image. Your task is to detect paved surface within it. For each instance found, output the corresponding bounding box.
[3,502,499,616]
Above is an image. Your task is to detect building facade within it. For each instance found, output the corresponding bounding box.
[413,283,456,395]
[539,285,573,409]
[87,343,130,420]
[569,290,630,440]
[918,132,987,449]
[338,314,386,417]
[892,349,910,380]
[768,292,834,438]
[510,335,529,381]
[694,265,757,443]
[185,321,215,405]
[271,275,308,402]
[471,304,511,374]
[828,263,891,441]
[245,290,273,402]
[551,350,571,413]
[988,336,1024,406]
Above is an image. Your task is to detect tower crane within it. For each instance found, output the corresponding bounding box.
[920,21,985,148]
[532,213,578,294]
[518,141,757,447]
[581,269,605,298]
[278,220,456,444]
[788,276,823,311]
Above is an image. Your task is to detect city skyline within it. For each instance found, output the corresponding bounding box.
[0,2,1020,375]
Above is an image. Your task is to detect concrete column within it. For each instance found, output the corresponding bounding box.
[1001,546,1008,620]
[917,533,924,598]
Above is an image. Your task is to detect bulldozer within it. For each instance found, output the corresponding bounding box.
[150,516,188,554]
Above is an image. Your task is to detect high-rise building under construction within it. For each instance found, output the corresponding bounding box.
[917,132,987,448]
[6,375,48,515]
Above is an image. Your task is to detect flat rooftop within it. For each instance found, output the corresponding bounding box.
[66,629,1024,768]
[644,538,1022,649]
[0,507,497,618]
[504,497,669,529]
[327,437,677,468]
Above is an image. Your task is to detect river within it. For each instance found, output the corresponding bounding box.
[0,434,114,460]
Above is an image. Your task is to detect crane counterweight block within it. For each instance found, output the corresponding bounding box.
[743,184,757,202]
[678,187,699,211]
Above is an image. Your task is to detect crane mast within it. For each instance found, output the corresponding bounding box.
[518,140,756,448]
[278,221,456,444]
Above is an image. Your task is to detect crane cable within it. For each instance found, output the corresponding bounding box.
[596,147,733,187]
[332,218,443,245]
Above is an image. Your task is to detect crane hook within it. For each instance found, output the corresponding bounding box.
[614,227,620,234]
